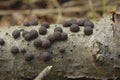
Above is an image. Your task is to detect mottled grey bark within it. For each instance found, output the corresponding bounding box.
[0,15,120,80]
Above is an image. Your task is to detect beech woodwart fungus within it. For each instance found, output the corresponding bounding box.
[25,53,34,61]
[63,21,71,27]
[47,34,55,43]
[42,40,51,48]
[33,38,42,48]
[22,31,28,37]
[59,47,65,53]
[24,33,32,41]
[84,26,93,36]
[84,20,94,28]
[41,52,52,62]
[42,22,50,28]
[39,27,47,35]
[78,19,87,26]
[70,24,80,32]
[12,30,20,39]
[11,46,19,54]
[31,19,38,26]
[0,39,5,45]
[20,48,26,53]
[69,19,78,25]
[54,27,63,33]
[29,30,38,39]
[61,32,68,40]
[54,31,61,41]
[23,21,30,27]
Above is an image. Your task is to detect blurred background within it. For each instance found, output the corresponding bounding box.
[0,0,116,26]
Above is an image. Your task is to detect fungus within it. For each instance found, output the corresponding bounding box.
[0,39,5,45]
[61,32,68,41]
[25,52,34,61]
[42,40,51,48]
[54,31,61,41]
[11,46,19,54]
[84,20,94,28]
[12,30,20,39]
[41,51,52,62]
[54,27,63,33]
[84,26,93,36]
[33,38,42,48]
[70,24,80,32]
[31,19,38,26]
[29,30,38,39]
[23,21,30,27]
[47,34,55,43]
[42,22,50,28]
[39,27,47,35]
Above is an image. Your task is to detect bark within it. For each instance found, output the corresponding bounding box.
[0,15,120,80]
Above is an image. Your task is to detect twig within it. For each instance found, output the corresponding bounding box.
[34,66,52,80]
[0,7,82,16]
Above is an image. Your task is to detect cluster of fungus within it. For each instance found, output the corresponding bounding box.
[8,18,94,62]
[63,18,94,35]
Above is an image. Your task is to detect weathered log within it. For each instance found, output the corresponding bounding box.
[0,15,119,80]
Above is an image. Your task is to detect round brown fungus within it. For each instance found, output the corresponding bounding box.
[41,51,52,62]
[39,27,47,35]
[61,32,68,41]
[0,39,5,46]
[54,31,61,41]
[42,40,51,48]
[23,21,30,27]
[54,27,63,33]
[24,33,32,41]
[47,34,55,43]
[11,46,19,54]
[70,24,80,32]
[33,38,42,48]
[31,19,38,26]
[42,22,50,28]
[22,31,28,37]
[63,21,71,27]
[84,20,94,28]
[29,30,38,39]
[84,26,93,36]
[12,30,20,39]
[59,47,66,53]
[20,48,26,53]
[25,52,34,61]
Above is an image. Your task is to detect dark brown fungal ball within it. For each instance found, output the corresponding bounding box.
[59,47,65,53]
[0,39,5,45]
[12,30,20,39]
[78,19,86,26]
[63,21,71,27]
[47,34,55,43]
[84,26,93,36]
[70,24,80,32]
[39,27,47,35]
[20,48,26,53]
[69,19,78,24]
[22,31,28,37]
[54,27,63,33]
[33,38,42,48]
[54,31,61,41]
[61,32,68,40]
[24,33,32,41]
[23,21,30,27]
[31,19,38,26]
[11,46,19,54]
[84,20,94,28]
[29,30,38,39]
[41,52,52,62]
[42,40,51,48]
[42,22,50,28]
[25,53,34,61]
